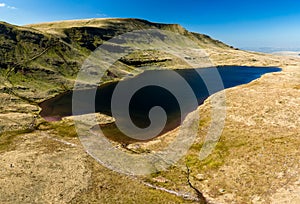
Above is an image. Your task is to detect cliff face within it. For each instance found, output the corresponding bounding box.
[25,18,230,51]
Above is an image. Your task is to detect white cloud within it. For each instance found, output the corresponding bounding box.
[7,6,16,9]
[0,3,17,9]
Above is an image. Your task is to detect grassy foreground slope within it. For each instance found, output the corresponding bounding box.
[0,18,300,203]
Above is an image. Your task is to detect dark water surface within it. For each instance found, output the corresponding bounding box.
[40,66,281,135]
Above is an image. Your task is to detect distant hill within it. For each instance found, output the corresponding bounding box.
[243,47,300,53]
[272,51,300,57]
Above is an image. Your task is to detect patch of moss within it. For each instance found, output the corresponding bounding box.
[48,121,78,138]
[0,129,34,152]
[36,119,78,138]
[187,139,229,170]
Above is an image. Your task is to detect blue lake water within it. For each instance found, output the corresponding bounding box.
[40,66,281,137]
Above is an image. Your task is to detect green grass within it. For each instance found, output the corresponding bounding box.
[37,120,78,138]
[187,139,230,170]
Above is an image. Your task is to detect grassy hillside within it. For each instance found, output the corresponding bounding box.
[0,18,232,102]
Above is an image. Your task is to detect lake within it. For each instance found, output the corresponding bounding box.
[39,66,281,137]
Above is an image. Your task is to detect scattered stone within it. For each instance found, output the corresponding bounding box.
[153,176,169,183]
[195,174,206,181]
[219,188,226,194]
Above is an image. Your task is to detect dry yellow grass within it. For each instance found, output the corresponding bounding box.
[146,50,300,203]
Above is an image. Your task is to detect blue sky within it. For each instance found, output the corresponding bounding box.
[1,0,300,49]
